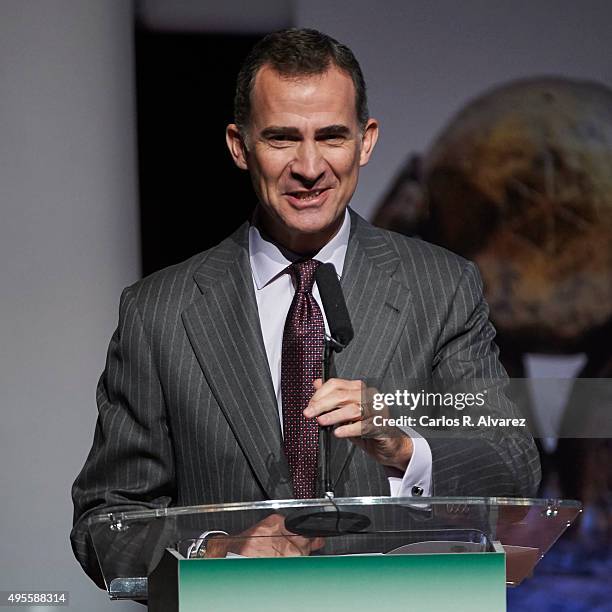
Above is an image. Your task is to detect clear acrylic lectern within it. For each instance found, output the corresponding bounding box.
[88,496,581,611]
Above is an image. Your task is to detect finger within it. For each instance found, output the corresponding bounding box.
[305,385,361,418]
[281,525,323,555]
[281,525,316,547]
[246,537,294,558]
[277,537,305,557]
[286,535,325,556]
[255,536,294,558]
[283,534,312,556]
[310,536,325,551]
[266,513,286,526]
[316,403,361,427]
[234,537,280,557]
[282,530,315,545]
[333,421,363,438]
[307,379,342,409]
[310,378,361,404]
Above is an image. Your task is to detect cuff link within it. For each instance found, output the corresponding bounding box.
[411,486,424,497]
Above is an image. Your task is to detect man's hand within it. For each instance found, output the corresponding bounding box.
[304,378,414,471]
[205,514,325,558]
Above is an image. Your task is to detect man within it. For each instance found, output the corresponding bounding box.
[72,28,540,584]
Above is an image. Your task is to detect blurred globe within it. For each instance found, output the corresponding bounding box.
[414,78,612,353]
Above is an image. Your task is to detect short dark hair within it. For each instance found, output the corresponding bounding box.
[234,28,369,133]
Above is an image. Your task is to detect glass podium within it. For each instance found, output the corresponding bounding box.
[88,496,581,611]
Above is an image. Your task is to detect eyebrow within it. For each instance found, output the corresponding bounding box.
[315,125,351,138]
[259,125,351,139]
[260,126,301,139]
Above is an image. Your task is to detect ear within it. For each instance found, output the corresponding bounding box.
[359,118,379,167]
[226,123,249,170]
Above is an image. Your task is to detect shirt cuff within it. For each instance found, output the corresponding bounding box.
[387,431,432,497]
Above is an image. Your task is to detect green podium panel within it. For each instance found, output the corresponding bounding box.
[150,548,506,612]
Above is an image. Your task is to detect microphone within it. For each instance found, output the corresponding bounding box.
[314,263,354,351]
[285,261,370,536]
[314,263,354,497]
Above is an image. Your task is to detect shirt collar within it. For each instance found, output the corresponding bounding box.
[249,208,351,290]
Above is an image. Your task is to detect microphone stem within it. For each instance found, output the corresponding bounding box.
[322,338,334,497]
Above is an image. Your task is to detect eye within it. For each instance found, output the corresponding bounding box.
[319,134,347,145]
[267,135,299,148]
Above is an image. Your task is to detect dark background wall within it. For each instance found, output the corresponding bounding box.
[136,30,259,275]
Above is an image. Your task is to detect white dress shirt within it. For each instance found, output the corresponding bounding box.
[248,209,432,497]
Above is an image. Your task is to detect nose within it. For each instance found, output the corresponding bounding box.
[290,140,326,188]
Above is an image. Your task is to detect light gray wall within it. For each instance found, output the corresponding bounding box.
[0,1,141,609]
[296,0,612,218]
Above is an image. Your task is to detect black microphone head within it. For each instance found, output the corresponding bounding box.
[315,262,354,350]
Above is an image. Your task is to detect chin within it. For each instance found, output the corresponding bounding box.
[284,207,342,235]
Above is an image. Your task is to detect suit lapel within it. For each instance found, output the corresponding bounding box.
[182,224,293,500]
[181,212,413,499]
[330,210,414,488]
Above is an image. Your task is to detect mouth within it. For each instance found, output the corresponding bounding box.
[284,188,331,207]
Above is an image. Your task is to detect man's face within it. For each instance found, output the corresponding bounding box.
[226,65,378,253]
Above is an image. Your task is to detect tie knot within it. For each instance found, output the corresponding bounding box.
[289,259,320,294]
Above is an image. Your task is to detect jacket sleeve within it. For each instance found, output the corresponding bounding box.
[70,287,176,588]
[427,261,541,497]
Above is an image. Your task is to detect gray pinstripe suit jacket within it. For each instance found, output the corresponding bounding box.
[71,208,540,584]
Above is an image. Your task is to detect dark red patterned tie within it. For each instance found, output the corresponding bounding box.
[281,259,324,498]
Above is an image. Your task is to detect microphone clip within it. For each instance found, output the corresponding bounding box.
[325,334,347,354]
